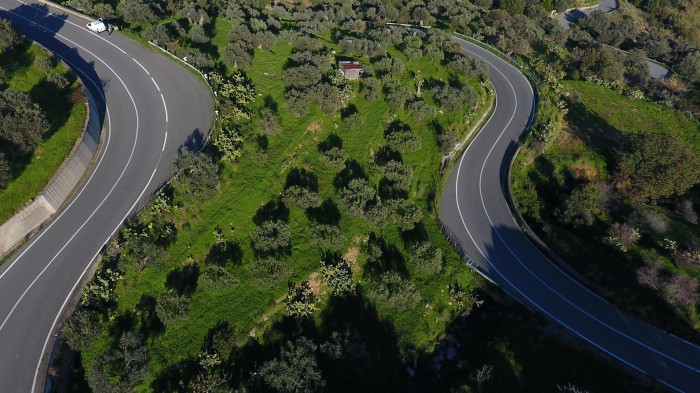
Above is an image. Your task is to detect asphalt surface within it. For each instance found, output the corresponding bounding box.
[556,0,618,28]
[0,1,212,391]
[440,36,700,392]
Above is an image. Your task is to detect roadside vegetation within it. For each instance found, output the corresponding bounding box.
[512,79,700,340]
[51,0,699,391]
[0,20,87,222]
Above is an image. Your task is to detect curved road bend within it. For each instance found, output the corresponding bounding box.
[440,36,700,392]
[0,1,212,391]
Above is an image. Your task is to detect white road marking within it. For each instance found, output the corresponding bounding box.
[133,57,149,74]
[162,132,168,152]
[451,39,695,390]
[161,93,169,122]
[151,77,160,91]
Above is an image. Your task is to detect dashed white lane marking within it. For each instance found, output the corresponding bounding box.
[161,93,168,122]
[151,77,160,91]
[132,57,149,74]
[162,132,168,152]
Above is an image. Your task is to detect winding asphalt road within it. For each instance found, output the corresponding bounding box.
[0,1,212,391]
[440,36,700,392]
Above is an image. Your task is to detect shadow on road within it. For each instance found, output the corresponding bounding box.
[0,3,106,147]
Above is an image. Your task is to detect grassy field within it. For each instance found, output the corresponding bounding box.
[0,42,87,223]
[511,79,700,340]
[76,30,494,389]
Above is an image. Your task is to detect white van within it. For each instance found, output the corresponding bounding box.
[86,18,107,33]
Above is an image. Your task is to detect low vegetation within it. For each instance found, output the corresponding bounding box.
[512,79,700,340]
[51,0,700,391]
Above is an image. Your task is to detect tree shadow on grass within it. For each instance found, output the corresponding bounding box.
[136,295,164,338]
[150,356,199,393]
[253,198,290,224]
[165,263,200,295]
[373,146,403,166]
[333,159,366,190]
[363,233,408,279]
[307,198,341,225]
[107,310,136,346]
[206,241,243,266]
[564,98,628,166]
[285,167,318,191]
[318,133,343,152]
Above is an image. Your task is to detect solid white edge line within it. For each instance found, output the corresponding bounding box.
[133,57,150,74]
[451,40,692,391]
[0,7,139,282]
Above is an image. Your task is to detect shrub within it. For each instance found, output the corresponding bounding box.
[309,224,345,251]
[62,309,100,351]
[34,56,53,73]
[410,242,443,275]
[0,153,10,188]
[47,72,69,90]
[283,185,322,210]
[248,257,293,288]
[368,272,421,311]
[156,290,190,325]
[605,222,640,252]
[663,275,699,308]
[285,281,316,318]
[257,337,326,392]
[381,160,413,193]
[170,148,219,199]
[406,99,437,121]
[386,199,423,231]
[199,264,238,291]
[258,107,280,135]
[384,123,421,153]
[678,199,698,224]
[616,133,700,205]
[214,125,244,162]
[81,266,121,310]
[117,0,157,24]
[320,261,355,297]
[319,147,348,171]
[251,220,291,251]
[340,178,375,216]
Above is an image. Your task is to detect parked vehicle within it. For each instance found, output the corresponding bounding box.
[86,18,107,33]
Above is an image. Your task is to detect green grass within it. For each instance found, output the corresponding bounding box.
[79,37,494,390]
[510,80,700,340]
[0,43,87,223]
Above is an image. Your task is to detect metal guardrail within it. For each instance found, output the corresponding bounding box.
[146,41,219,147]
[436,218,497,285]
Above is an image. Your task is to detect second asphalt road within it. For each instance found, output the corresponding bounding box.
[440,36,700,392]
